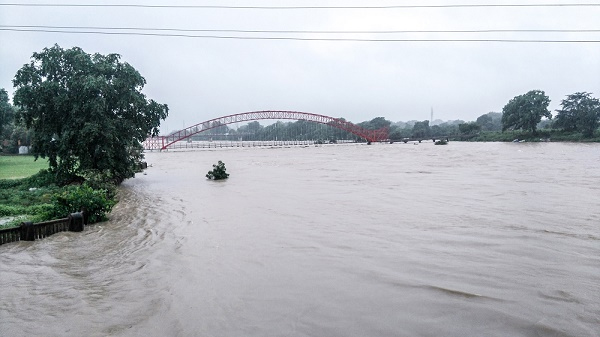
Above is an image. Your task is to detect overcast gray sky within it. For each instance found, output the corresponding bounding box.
[1,1,599,133]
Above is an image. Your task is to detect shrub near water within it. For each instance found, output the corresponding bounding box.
[206,161,229,180]
[51,185,116,223]
[0,169,117,229]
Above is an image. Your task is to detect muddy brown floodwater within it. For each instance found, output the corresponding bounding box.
[1,142,599,337]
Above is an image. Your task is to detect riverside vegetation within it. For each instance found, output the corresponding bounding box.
[0,164,116,229]
[147,92,598,144]
[0,44,168,230]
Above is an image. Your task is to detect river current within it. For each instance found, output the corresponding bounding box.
[1,142,599,337]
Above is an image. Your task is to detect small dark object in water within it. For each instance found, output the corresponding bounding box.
[206,161,229,180]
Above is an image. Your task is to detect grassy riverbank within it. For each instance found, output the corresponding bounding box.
[0,155,116,230]
[0,159,57,229]
[0,155,48,180]
[0,156,50,228]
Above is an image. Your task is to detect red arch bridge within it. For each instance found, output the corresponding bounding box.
[143,110,389,151]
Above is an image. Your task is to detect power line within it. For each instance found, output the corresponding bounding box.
[2,25,600,34]
[2,27,599,42]
[1,3,600,9]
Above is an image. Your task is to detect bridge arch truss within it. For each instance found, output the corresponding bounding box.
[143,110,388,150]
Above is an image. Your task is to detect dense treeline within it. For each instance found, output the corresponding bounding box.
[165,90,598,143]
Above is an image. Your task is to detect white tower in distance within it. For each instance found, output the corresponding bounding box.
[430,107,433,125]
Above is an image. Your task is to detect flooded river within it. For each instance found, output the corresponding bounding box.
[1,142,599,337]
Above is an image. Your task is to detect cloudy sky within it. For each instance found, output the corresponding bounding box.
[1,1,599,133]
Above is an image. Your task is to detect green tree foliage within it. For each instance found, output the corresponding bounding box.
[246,121,263,133]
[12,45,168,184]
[2,124,32,154]
[207,120,229,135]
[50,185,116,223]
[358,117,391,130]
[412,120,431,138]
[0,169,117,229]
[0,89,14,137]
[432,120,462,138]
[459,122,481,134]
[501,90,551,134]
[554,92,600,137]
[206,161,229,180]
[388,126,410,140]
[476,112,502,131]
[0,89,30,154]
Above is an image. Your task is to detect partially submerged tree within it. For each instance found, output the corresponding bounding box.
[554,92,600,137]
[13,44,168,184]
[502,90,551,134]
[206,161,229,180]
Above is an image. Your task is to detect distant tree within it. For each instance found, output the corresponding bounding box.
[368,117,391,129]
[0,88,14,139]
[208,120,229,137]
[458,122,481,134]
[403,120,419,129]
[412,120,431,138]
[359,117,392,130]
[247,121,263,133]
[502,90,551,134]
[476,112,502,131]
[435,121,461,137]
[476,114,492,130]
[445,119,466,126]
[554,92,600,137]
[13,45,168,184]
[3,125,32,154]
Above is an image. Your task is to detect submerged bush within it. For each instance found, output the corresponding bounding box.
[206,161,229,180]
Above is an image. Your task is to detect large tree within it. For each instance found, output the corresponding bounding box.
[13,45,168,184]
[501,90,551,134]
[554,92,600,137]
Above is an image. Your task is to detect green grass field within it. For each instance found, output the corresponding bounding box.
[0,155,49,180]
